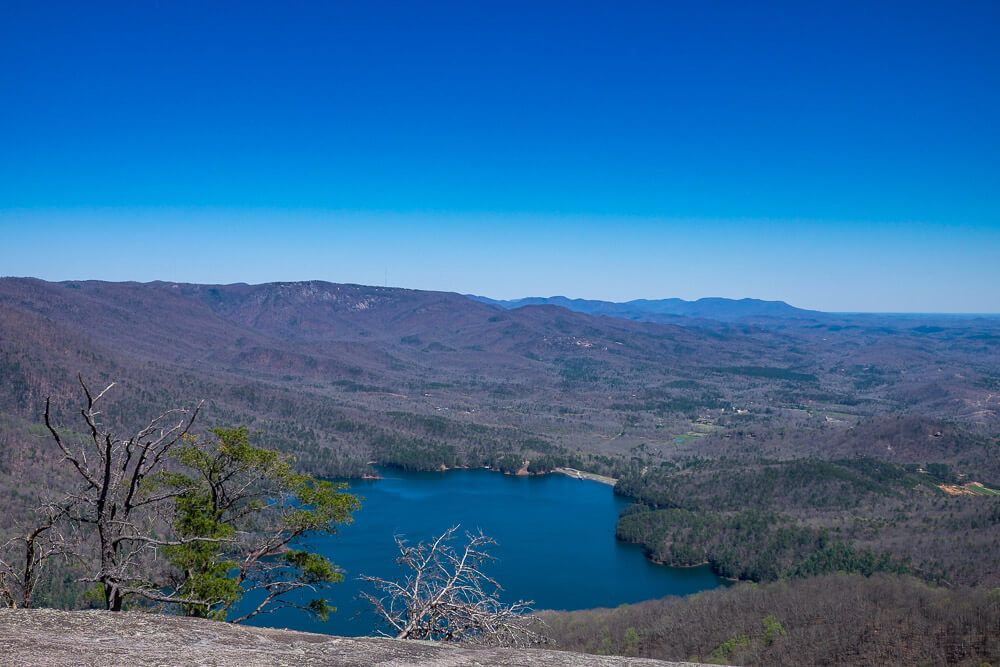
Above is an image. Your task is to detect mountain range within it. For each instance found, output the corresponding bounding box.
[1,277,997,494]
[2,277,1000,611]
[469,295,820,323]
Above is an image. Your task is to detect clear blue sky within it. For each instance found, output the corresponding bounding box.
[1,1,998,312]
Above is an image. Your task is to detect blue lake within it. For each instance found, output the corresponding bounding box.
[239,467,723,635]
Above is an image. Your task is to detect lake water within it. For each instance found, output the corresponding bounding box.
[239,467,723,635]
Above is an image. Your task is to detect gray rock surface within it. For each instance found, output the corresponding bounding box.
[0,609,702,666]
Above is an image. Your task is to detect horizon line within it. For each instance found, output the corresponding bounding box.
[4,275,999,318]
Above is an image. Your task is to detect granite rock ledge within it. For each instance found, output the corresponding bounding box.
[0,608,709,666]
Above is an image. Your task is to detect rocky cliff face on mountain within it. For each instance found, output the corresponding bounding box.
[0,608,701,666]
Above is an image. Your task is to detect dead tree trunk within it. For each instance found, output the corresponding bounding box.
[44,376,203,610]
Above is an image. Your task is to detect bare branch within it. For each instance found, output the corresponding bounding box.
[43,382,206,612]
[44,397,99,490]
[361,526,547,647]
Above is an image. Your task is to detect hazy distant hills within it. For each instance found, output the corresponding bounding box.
[469,294,821,324]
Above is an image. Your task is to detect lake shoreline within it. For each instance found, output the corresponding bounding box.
[281,465,722,636]
[551,467,618,486]
[355,464,724,583]
[356,463,618,487]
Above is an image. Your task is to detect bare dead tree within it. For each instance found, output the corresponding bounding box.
[360,526,546,647]
[0,505,66,608]
[43,375,216,611]
[33,384,357,621]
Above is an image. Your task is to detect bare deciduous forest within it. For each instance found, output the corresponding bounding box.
[541,574,1000,666]
[1,278,998,663]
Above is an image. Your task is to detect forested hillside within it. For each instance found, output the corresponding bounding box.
[542,574,1000,666]
[1,277,999,656]
[3,279,996,475]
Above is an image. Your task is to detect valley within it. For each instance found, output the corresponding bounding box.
[1,278,998,663]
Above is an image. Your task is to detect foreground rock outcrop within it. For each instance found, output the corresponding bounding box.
[0,609,700,666]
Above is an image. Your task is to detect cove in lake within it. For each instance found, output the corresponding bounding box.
[239,467,724,636]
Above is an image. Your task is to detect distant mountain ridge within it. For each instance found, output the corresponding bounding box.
[468,294,820,323]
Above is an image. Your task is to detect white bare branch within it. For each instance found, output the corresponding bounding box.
[360,526,547,647]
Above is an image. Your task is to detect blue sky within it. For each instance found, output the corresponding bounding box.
[1,1,998,311]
